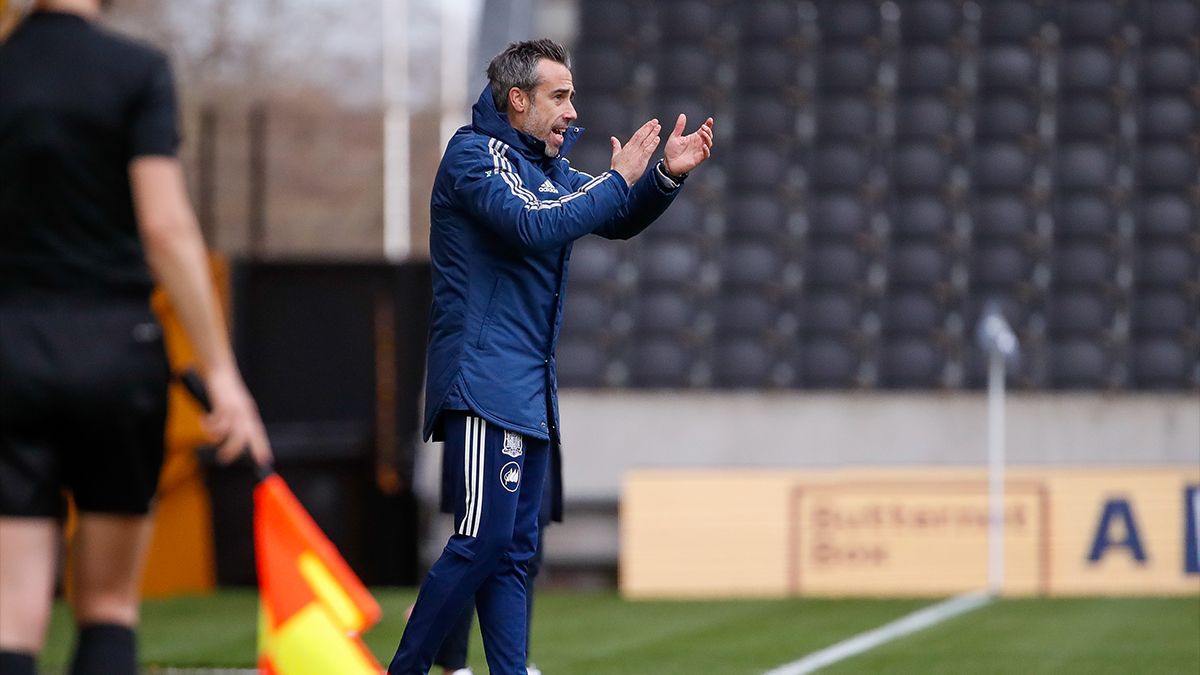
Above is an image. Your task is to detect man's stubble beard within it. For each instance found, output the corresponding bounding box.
[521,101,560,159]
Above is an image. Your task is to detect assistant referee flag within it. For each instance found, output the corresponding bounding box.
[255,474,382,674]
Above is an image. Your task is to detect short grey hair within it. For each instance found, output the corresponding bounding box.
[487,39,572,113]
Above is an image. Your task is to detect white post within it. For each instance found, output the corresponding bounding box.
[383,0,411,261]
[987,347,1006,596]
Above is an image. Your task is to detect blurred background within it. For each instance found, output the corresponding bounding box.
[3,0,1196,599]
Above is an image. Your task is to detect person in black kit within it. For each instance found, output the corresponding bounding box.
[0,2,273,674]
[431,445,561,675]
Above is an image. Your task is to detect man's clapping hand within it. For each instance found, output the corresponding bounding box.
[610,119,662,187]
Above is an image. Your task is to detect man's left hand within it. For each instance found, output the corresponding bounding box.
[662,114,715,177]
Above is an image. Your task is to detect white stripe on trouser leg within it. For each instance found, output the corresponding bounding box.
[458,417,475,536]
[470,417,484,533]
[459,416,487,537]
[459,416,485,537]
[471,418,486,536]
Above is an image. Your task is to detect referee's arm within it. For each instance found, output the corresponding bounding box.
[131,157,272,468]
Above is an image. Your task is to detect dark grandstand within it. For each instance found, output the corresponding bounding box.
[558,0,1199,391]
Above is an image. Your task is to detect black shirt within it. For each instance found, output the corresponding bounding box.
[0,11,180,298]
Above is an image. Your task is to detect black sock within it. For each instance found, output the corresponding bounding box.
[0,650,37,675]
[69,623,136,675]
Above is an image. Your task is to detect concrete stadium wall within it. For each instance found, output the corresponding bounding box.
[412,392,1199,572]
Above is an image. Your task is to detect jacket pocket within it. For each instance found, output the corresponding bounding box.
[475,277,506,349]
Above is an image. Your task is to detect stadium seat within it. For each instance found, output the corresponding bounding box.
[1056,194,1115,239]
[980,46,1039,89]
[649,194,705,239]
[1060,0,1126,40]
[1139,194,1195,239]
[739,46,800,89]
[804,289,863,335]
[879,338,945,388]
[800,337,859,387]
[658,46,720,91]
[1054,242,1116,287]
[896,96,956,138]
[976,195,1034,239]
[1049,338,1110,388]
[1141,45,1197,90]
[977,95,1039,138]
[580,95,634,144]
[819,96,877,139]
[810,194,869,239]
[883,290,944,335]
[901,0,961,41]
[806,243,868,288]
[1130,337,1193,388]
[1139,144,1196,189]
[1058,96,1119,138]
[893,141,949,190]
[570,238,623,286]
[639,238,704,287]
[716,291,779,337]
[579,0,638,42]
[890,242,951,287]
[899,45,959,91]
[811,142,871,189]
[974,142,1033,190]
[633,289,700,336]
[1141,95,1195,140]
[656,0,724,43]
[629,338,694,387]
[737,96,798,142]
[737,0,801,42]
[1131,290,1194,335]
[556,338,609,388]
[562,287,619,335]
[972,241,1034,287]
[575,46,636,93]
[981,1,1044,41]
[1137,244,1195,288]
[819,0,880,40]
[1060,46,1118,91]
[713,337,777,388]
[728,193,785,237]
[819,46,880,91]
[729,143,794,190]
[1048,289,1114,335]
[1142,0,1200,41]
[1057,142,1116,190]
[894,195,951,239]
[721,240,785,290]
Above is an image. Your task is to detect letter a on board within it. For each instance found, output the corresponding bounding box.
[1087,498,1147,563]
[1185,485,1200,574]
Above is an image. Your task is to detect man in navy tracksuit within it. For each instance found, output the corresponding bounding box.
[388,39,714,675]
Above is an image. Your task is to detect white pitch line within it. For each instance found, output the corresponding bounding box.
[763,590,994,675]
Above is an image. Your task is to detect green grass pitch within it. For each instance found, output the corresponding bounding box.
[39,590,1199,674]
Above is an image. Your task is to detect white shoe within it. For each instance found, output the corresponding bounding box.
[450,669,473,675]
[527,665,542,675]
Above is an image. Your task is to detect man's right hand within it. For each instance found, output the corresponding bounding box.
[610,119,662,187]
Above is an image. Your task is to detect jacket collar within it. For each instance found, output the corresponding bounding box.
[470,86,584,165]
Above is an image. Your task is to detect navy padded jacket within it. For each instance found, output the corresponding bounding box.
[423,87,679,441]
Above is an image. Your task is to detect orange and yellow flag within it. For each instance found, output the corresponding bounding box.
[255,474,383,675]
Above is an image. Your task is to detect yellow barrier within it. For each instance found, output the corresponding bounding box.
[140,255,230,597]
[621,466,1200,598]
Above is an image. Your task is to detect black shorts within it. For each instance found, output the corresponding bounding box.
[0,296,170,517]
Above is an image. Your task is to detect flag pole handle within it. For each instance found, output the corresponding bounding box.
[178,369,275,482]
